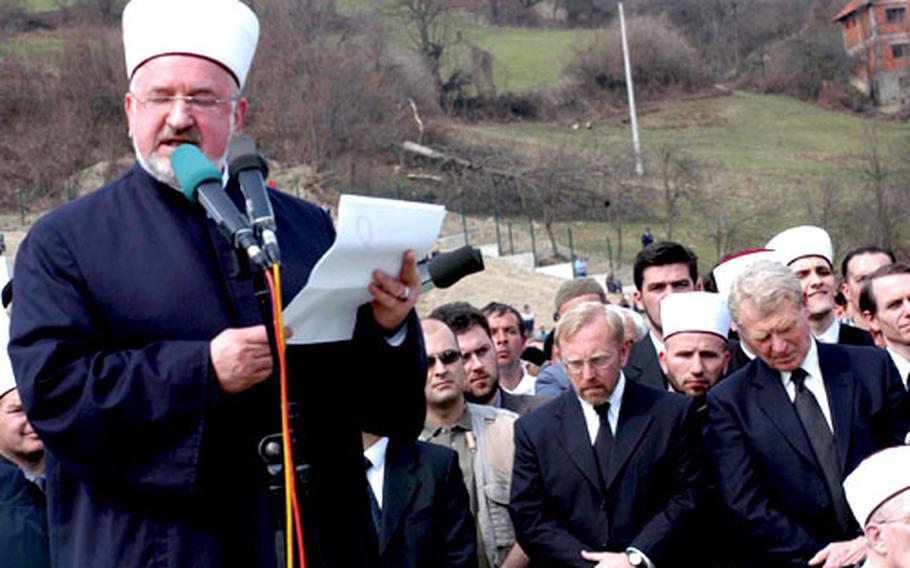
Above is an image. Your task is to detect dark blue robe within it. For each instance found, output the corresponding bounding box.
[0,456,50,568]
[9,163,426,568]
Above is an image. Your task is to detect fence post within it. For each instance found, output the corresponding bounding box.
[508,221,514,255]
[568,227,576,277]
[395,184,402,200]
[606,236,614,272]
[461,204,470,247]
[529,218,537,268]
[494,211,503,256]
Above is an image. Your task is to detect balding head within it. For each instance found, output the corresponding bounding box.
[421,319,466,411]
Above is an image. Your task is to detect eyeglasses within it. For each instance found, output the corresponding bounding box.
[130,93,239,113]
[427,349,461,367]
[878,513,910,526]
[563,353,615,375]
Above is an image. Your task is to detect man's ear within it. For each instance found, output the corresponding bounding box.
[866,524,887,555]
[863,310,880,336]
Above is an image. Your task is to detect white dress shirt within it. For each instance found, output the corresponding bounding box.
[577,372,625,445]
[363,436,389,509]
[814,319,840,344]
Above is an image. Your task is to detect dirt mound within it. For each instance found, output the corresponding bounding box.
[417,255,564,335]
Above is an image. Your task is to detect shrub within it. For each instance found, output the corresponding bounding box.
[563,15,710,102]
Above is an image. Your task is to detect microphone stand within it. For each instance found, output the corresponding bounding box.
[252,265,314,568]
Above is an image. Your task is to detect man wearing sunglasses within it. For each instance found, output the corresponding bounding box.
[420,319,529,568]
[429,302,545,416]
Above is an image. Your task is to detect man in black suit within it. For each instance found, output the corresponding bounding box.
[362,433,477,568]
[767,225,874,347]
[706,260,910,568]
[625,242,698,390]
[429,302,547,415]
[861,263,910,391]
[510,301,708,567]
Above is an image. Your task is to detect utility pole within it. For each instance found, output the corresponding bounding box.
[618,2,644,177]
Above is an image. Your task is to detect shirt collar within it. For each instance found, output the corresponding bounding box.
[781,338,822,383]
[363,436,389,471]
[648,330,665,357]
[740,340,757,360]
[815,318,840,344]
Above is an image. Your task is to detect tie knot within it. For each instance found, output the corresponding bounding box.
[594,401,611,421]
[791,368,808,389]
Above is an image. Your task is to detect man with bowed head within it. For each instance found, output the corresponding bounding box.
[9,1,426,566]
[706,260,910,568]
[510,301,708,568]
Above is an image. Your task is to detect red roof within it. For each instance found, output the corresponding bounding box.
[833,0,871,21]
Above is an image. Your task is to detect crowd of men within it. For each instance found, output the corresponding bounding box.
[1,1,910,567]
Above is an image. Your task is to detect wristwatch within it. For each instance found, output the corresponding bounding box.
[627,550,645,567]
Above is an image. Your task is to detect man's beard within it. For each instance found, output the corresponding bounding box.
[132,120,233,189]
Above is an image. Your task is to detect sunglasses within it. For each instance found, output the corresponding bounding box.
[427,349,461,367]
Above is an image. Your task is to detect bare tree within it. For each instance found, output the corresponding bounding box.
[653,144,700,241]
[383,0,459,107]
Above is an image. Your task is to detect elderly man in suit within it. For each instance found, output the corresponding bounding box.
[625,242,699,390]
[706,260,910,568]
[510,301,708,568]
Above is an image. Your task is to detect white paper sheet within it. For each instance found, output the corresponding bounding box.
[283,195,445,344]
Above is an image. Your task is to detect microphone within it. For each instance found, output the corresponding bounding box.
[228,134,280,265]
[419,246,484,291]
[171,144,270,270]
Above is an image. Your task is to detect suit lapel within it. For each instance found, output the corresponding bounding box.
[603,382,653,491]
[626,338,666,389]
[751,361,819,470]
[557,393,604,495]
[379,439,419,555]
[818,343,855,473]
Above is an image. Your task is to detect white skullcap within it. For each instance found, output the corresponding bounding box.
[845,446,910,526]
[661,292,731,341]
[766,225,833,267]
[123,0,260,88]
[0,257,13,398]
[713,249,779,300]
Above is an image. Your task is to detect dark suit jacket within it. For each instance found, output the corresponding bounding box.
[623,337,667,390]
[838,323,874,346]
[510,383,708,567]
[706,342,910,567]
[501,388,551,416]
[378,440,477,568]
[724,339,753,378]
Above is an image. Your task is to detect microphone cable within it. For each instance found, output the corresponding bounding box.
[263,265,306,568]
